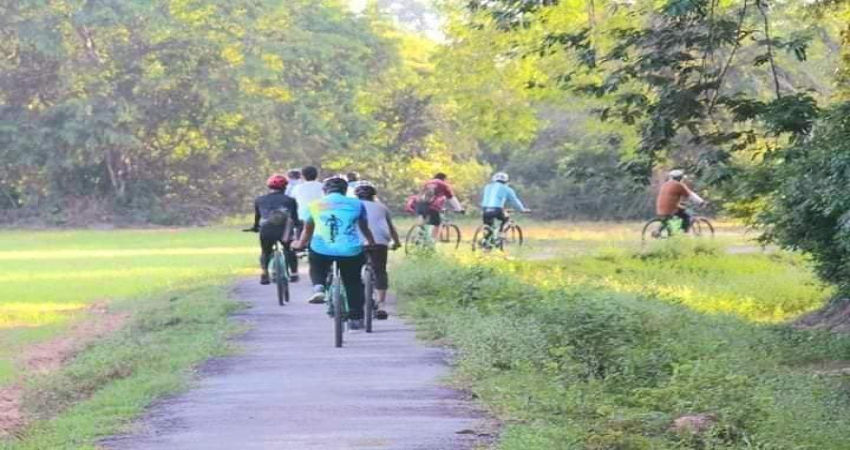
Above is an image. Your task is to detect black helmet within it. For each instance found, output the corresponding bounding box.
[354,181,377,199]
[322,176,348,195]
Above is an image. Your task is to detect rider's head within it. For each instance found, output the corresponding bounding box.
[354,181,377,200]
[302,165,319,181]
[433,172,447,181]
[346,172,359,182]
[492,172,509,184]
[322,176,348,195]
[287,169,302,181]
[668,169,685,182]
[266,174,288,191]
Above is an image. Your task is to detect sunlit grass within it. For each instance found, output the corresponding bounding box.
[0,228,256,385]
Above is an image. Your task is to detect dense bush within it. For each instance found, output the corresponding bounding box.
[396,253,850,449]
[765,103,850,298]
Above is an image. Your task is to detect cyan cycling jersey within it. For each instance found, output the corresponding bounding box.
[480,182,525,210]
[307,193,366,257]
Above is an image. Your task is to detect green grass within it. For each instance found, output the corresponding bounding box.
[0,227,256,448]
[396,231,850,450]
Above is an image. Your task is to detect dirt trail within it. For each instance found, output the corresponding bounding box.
[103,278,484,450]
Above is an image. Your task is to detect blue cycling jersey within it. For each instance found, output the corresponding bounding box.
[480,182,525,210]
[307,193,366,257]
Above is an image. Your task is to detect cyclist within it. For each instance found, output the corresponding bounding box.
[480,172,529,236]
[285,169,302,197]
[355,182,401,320]
[656,169,706,232]
[293,176,377,332]
[406,173,464,240]
[250,174,299,285]
[346,171,362,198]
[292,165,324,230]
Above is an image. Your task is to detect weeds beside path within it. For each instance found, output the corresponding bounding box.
[396,237,850,449]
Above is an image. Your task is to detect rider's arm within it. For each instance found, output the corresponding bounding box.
[386,211,401,247]
[507,187,527,211]
[447,196,462,212]
[358,204,376,246]
[681,183,705,205]
[295,220,314,250]
[252,199,261,230]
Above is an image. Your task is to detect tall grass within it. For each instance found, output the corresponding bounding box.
[396,242,850,449]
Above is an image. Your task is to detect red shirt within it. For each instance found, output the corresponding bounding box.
[656,180,693,215]
[421,179,455,211]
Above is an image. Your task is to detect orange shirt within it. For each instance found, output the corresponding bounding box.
[656,180,693,216]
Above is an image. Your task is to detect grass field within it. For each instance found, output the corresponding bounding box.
[0,228,254,384]
[396,223,850,449]
[0,228,259,448]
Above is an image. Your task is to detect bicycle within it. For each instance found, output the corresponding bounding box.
[641,211,715,242]
[243,228,291,306]
[472,210,527,252]
[404,210,464,255]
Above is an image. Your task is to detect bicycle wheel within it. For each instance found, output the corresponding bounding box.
[363,265,374,334]
[404,224,428,255]
[694,218,714,238]
[641,218,671,242]
[272,252,288,306]
[505,225,524,247]
[333,266,344,348]
[472,225,494,252]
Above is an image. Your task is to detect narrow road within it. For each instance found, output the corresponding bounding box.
[103,278,483,450]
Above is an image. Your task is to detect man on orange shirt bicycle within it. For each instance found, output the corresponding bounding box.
[656,170,706,232]
[406,173,464,240]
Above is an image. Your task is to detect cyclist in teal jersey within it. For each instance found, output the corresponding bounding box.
[293,176,376,332]
[480,172,529,234]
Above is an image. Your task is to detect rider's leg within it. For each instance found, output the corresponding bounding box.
[482,209,496,240]
[338,253,366,321]
[283,240,299,281]
[258,226,276,284]
[307,250,332,303]
[369,246,390,315]
[497,209,509,233]
[675,209,692,233]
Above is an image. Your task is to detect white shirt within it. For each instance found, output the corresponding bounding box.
[292,180,324,221]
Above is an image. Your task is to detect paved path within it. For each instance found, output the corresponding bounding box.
[103,278,483,450]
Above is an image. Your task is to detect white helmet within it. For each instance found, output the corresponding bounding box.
[492,172,510,183]
[668,169,685,181]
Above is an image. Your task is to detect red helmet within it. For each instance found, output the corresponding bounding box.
[266,174,288,190]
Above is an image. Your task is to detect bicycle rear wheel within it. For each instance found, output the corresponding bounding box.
[363,265,375,333]
[641,218,671,242]
[472,225,494,252]
[333,266,344,348]
[272,252,288,306]
[404,224,428,255]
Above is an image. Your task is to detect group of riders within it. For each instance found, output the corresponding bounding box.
[250,166,703,333]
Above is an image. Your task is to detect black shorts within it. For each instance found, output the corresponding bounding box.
[482,208,508,228]
[415,201,441,226]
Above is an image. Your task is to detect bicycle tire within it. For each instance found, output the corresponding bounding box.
[695,217,714,238]
[506,225,524,247]
[641,218,671,242]
[333,266,344,348]
[273,252,288,306]
[364,265,374,334]
[472,225,494,252]
[447,224,462,250]
[404,224,428,255]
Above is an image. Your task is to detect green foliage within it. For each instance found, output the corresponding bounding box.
[396,251,850,449]
[762,103,850,297]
